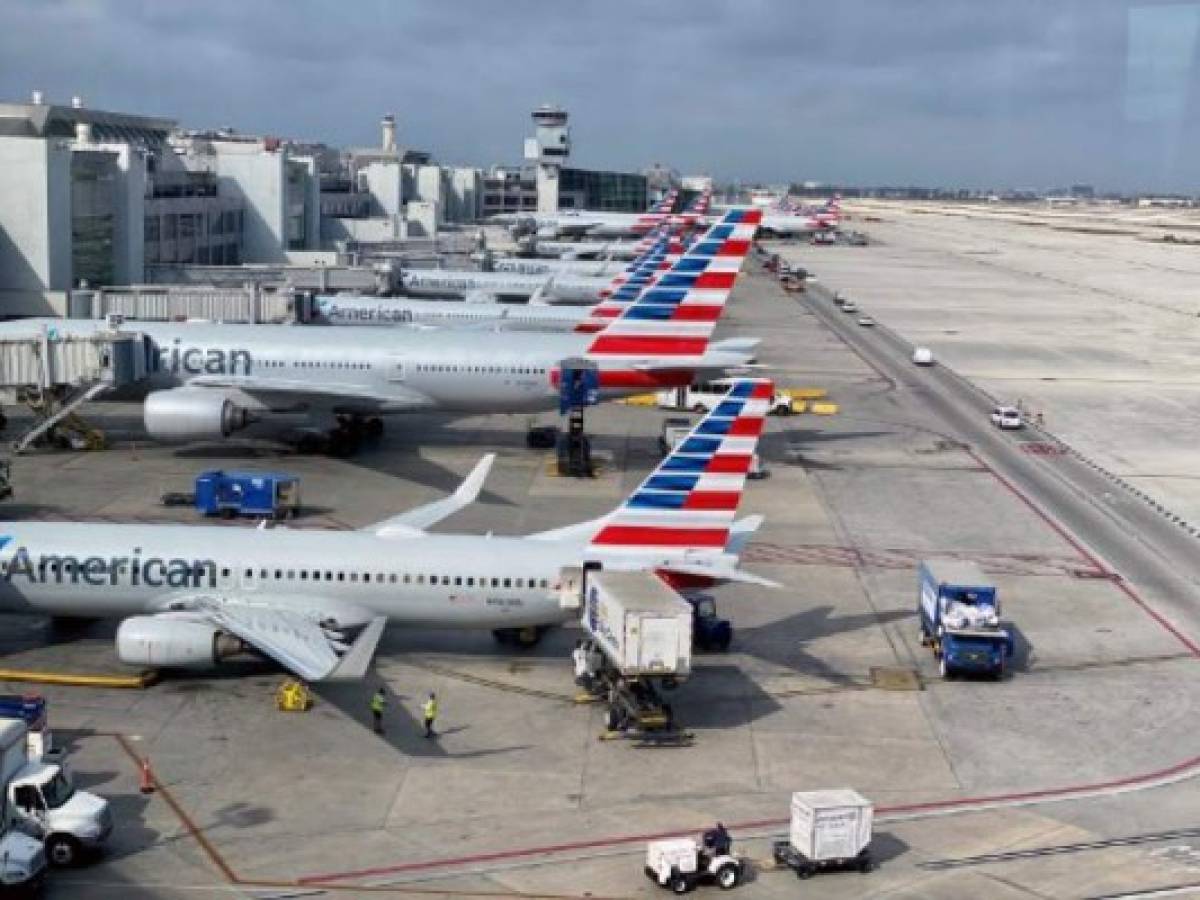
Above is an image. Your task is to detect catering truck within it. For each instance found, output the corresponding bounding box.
[576,570,695,742]
[0,720,111,867]
[918,559,1014,678]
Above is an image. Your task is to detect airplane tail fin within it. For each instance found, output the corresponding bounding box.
[581,209,761,361]
[585,378,773,556]
[651,188,679,215]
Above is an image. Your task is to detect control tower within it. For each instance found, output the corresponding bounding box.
[525,105,570,213]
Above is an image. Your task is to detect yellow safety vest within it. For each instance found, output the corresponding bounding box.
[370,693,386,713]
[423,698,438,720]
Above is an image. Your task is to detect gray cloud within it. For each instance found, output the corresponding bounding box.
[1,0,1197,190]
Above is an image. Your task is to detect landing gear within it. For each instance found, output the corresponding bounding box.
[325,415,384,457]
[492,626,547,648]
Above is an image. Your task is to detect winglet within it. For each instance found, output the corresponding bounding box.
[368,454,496,537]
[327,616,387,681]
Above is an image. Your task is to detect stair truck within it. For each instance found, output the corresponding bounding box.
[574,570,694,744]
[0,721,111,868]
[918,559,1014,679]
[772,789,874,879]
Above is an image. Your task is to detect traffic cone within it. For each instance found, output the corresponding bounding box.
[139,757,155,794]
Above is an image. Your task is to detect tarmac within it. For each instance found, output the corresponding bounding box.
[4,236,1200,898]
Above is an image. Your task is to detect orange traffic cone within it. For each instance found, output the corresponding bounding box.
[139,757,155,794]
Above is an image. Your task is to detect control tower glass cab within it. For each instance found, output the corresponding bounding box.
[528,105,571,213]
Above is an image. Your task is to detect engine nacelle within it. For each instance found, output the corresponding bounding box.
[117,616,245,669]
[144,388,249,442]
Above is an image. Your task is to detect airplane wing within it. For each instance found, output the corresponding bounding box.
[364,453,495,538]
[155,597,388,681]
[184,376,435,412]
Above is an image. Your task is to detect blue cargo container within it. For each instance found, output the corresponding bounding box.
[0,694,46,729]
[918,559,1014,678]
[194,470,300,520]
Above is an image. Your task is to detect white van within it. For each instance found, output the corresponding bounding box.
[656,381,795,415]
[912,347,935,366]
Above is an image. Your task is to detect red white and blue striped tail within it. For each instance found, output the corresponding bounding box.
[651,188,679,215]
[584,208,762,360]
[688,188,712,215]
[587,379,774,555]
[574,229,698,333]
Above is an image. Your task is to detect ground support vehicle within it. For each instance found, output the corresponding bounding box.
[918,559,1014,678]
[0,721,111,868]
[772,789,874,880]
[576,571,696,746]
[164,470,300,520]
[645,835,743,893]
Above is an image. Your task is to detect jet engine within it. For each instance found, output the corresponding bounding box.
[143,388,249,442]
[116,616,246,669]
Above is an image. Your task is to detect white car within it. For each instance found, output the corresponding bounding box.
[912,347,934,366]
[990,406,1024,430]
[840,301,859,313]
[857,316,875,327]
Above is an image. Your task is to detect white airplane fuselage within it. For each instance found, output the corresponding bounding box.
[0,318,718,419]
[0,522,586,629]
[400,269,610,304]
[311,295,587,331]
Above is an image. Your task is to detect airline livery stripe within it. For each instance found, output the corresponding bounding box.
[706,454,752,474]
[683,491,742,511]
[587,335,708,355]
[592,526,729,548]
[727,418,766,437]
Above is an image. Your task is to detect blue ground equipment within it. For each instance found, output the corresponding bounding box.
[918,559,1014,678]
[193,470,301,520]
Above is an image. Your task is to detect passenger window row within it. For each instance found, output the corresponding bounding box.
[218,567,550,589]
[414,364,547,375]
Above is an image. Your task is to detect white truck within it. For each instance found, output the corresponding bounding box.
[579,570,694,741]
[0,720,112,867]
[656,381,795,416]
[772,789,874,879]
[584,571,693,681]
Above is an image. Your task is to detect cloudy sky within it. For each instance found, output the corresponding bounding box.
[3,0,1199,191]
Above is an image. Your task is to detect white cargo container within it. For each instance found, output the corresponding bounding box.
[583,571,692,679]
[789,789,873,862]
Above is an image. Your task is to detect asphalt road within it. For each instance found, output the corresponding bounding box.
[800,280,1200,654]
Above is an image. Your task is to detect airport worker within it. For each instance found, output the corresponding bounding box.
[423,691,438,738]
[370,686,387,734]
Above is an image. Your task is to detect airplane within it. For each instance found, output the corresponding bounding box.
[490,221,687,276]
[494,187,712,240]
[0,378,777,681]
[308,228,691,331]
[397,265,613,305]
[0,210,762,454]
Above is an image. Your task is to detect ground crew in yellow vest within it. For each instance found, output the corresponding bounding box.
[370,686,387,734]
[423,692,438,738]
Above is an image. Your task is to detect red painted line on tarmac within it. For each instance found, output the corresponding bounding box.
[965,447,1200,658]
[297,404,1200,891]
[300,749,1200,886]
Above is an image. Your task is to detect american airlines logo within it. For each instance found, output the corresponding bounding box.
[317,300,415,324]
[1,546,218,589]
[156,340,252,377]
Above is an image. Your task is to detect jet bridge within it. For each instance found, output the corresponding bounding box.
[0,319,153,453]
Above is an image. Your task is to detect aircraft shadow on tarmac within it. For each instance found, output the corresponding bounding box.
[731,604,912,688]
[312,680,530,760]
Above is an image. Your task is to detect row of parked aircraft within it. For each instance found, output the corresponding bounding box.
[0,208,778,681]
[497,187,841,243]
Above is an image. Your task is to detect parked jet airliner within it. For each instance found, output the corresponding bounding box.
[0,211,762,452]
[0,379,775,681]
